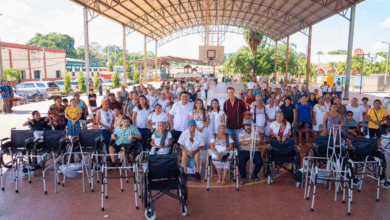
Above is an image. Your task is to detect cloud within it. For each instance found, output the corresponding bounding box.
[379,16,390,28]
[369,41,388,53]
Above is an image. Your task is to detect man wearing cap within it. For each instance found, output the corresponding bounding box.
[0,80,11,114]
[109,115,141,163]
[178,120,205,181]
[169,91,194,143]
[223,87,247,152]
[238,119,263,185]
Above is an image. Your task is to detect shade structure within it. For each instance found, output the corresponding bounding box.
[132,56,204,66]
[184,64,192,69]
[70,0,364,41]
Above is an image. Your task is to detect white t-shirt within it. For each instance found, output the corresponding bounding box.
[147,112,169,130]
[270,121,291,136]
[346,105,367,122]
[98,109,114,129]
[177,87,183,94]
[146,95,156,108]
[150,131,172,155]
[170,90,176,98]
[322,85,329,92]
[203,82,209,90]
[247,82,256,90]
[250,105,266,127]
[336,85,343,92]
[170,101,194,132]
[133,107,152,128]
[209,111,225,134]
[158,99,170,111]
[265,104,280,120]
[177,129,204,152]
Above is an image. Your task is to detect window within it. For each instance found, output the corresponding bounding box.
[20,70,26,80]
[91,72,94,76]
[71,81,78,86]
[34,71,40,79]
[36,83,45,88]
[16,83,26,89]
[56,70,61,78]
[48,82,59,88]
[55,81,64,86]
[72,72,75,77]
[25,83,35,88]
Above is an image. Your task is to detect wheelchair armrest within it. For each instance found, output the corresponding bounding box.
[294,146,301,152]
[0,138,10,147]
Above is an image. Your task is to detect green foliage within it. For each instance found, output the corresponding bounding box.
[112,72,120,88]
[378,52,389,58]
[64,72,72,94]
[94,74,99,89]
[108,60,114,72]
[78,71,87,93]
[126,62,134,80]
[27,32,78,58]
[317,51,324,55]
[3,69,21,82]
[328,50,347,55]
[134,69,140,84]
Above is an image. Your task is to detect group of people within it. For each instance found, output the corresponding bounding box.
[21,77,389,186]
[0,80,15,114]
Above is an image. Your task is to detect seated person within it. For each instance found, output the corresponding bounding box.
[178,120,205,181]
[109,116,141,163]
[342,111,364,146]
[269,112,292,142]
[150,122,172,155]
[238,120,263,185]
[23,110,50,131]
[189,88,198,102]
[210,124,234,186]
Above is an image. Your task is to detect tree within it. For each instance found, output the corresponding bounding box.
[3,69,21,82]
[243,28,266,77]
[27,33,78,58]
[126,62,134,80]
[64,72,72,94]
[328,50,347,55]
[108,60,114,72]
[112,72,120,88]
[317,51,324,55]
[134,69,140,84]
[94,74,100,89]
[378,52,389,58]
[78,71,87,93]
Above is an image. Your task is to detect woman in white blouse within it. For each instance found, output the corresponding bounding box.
[265,98,280,143]
[209,99,226,135]
[189,99,210,146]
[146,104,169,133]
[132,95,153,150]
[312,97,329,136]
[269,112,292,142]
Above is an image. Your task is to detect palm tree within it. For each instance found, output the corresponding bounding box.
[3,69,22,82]
[243,28,265,78]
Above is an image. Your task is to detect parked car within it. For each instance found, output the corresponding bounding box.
[55,80,79,94]
[14,81,61,101]
[101,78,112,89]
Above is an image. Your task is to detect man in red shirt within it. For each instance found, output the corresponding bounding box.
[223,87,247,153]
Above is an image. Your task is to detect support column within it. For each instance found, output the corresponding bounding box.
[274,41,278,84]
[344,5,356,100]
[306,25,312,91]
[28,50,32,79]
[123,25,127,87]
[84,7,90,92]
[8,49,13,69]
[0,36,3,81]
[44,50,47,79]
[155,40,158,79]
[143,35,147,83]
[41,48,45,80]
[285,37,290,85]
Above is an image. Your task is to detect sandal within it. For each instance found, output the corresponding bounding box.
[298,142,303,147]
[216,180,221,185]
[221,180,226,185]
[240,179,246,185]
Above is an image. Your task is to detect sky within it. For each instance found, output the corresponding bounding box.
[0,0,389,60]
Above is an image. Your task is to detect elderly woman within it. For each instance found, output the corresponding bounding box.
[312,97,329,136]
[269,112,292,142]
[48,96,66,130]
[210,124,234,186]
[150,121,172,155]
[64,99,82,137]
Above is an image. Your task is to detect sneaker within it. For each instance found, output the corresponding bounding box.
[195,172,201,181]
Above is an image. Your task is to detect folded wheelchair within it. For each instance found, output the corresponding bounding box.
[141,153,188,220]
[263,137,301,187]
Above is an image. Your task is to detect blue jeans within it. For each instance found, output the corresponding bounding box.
[204,89,209,99]
[138,128,151,150]
[337,92,342,99]
[227,128,243,153]
[238,151,263,180]
[322,92,327,98]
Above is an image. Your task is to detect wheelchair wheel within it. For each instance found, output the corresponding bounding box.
[382,179,390,189]
[145,209,156,220]
[181,204,188,217]
[178,173,188,203]
[263,149,270,178]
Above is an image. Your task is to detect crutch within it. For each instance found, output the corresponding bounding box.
[248,124,256,181]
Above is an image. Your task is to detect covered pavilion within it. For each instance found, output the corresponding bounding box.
[68,0,364,100]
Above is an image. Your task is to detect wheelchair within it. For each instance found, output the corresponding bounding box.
[263,137,301,187]
[141,153,188,220]
[348,138,390,203]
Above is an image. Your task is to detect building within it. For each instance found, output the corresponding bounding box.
[66,58,107,79]
[1,42,66,82]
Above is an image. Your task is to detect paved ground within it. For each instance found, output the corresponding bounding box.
[1,81,390,219]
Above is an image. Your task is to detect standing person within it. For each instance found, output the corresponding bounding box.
[88,89,97,113]
[98,79,103,96]
[279,97,296,126]
[347,98,366,124]
[189,99,210,146]
[367,99,388,140]
[361,97,371,136]
[245,89,256,108]
[238,120,263,185]
[157,92,170,111]
[147,104,169,133]
[261,90,269,104]
[113,107,123,130]
[265,98,280,143]
[96,100,115,146]
[103,90,110,101]
[169,92,194,144]
[120,86,128,100]
[209,99,226,135]
[335,81,344,99]
[64,99,82,137]
[0,80,10,114]
[146,89,157,109]
[300,85,310,97]
[320,81,329,98]
[239,84,248,101]
[47,96,66,130]
[312,97,329,136]
[132,95,153,150]
[335,97,347,118]
[202,79,210,103]
[209,124,234,186]
[308,93,318,107]
[74,93,89,129]
[324,93,333,109]
[189,88,198,102]
[250,96,267,144]
[223,87,247,152]
[7,81,14,112]
[296,95,312,146]
[125,93,139,119]
[247,78,256,90]
[323,104,342,136]
[253,83,262,97]
[290,87,302,105]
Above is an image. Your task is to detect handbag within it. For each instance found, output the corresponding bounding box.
[373,109,388,135]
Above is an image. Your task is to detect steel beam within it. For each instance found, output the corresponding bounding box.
[123,24,127,87]
[285,36,290,85]
[84,7,90,92]
[144,35,147,83]
[274,41,278,83]
[306,25,312,91]
[344,4,356,100]
[155,41,158,79]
